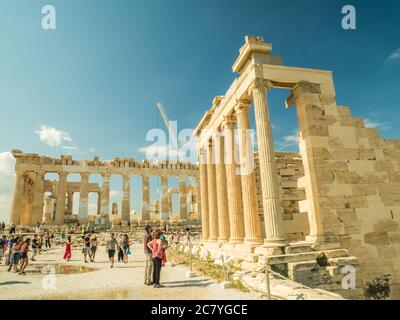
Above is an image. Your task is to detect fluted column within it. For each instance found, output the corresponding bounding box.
[215,131,230,242]
[235,100,263,245]
[223,116,245,243]
[199,147,209,240]
[121,175,131,222]
[100,174,110,220]
[252,79,286,247]
[55,172,67,224]
[141,174,150,221]
[179,176,188,220]
[79,173,89,220]
[161,176,169,220]
[97,192,101,215]
[207,139,219,241]
[31,171,45,224]
[9,171,25,224]
[196,177,201,221]
[66,192,74,214]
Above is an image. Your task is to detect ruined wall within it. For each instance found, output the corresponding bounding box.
[292,82,400,299]
[255,152,309,242]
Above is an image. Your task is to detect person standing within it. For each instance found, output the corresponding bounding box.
[10,223,16,235]
[83,235,91,263]
[60,229,66,244]
[8,237,22,273]
[106,233,117,268]
[147,230,164,288]
[44,230,51,249]
[144,225,153,285]
[0,235,6,264]
[90,235,98,262]
[19,238,30,275]
[122,234,130,263]
[31,235,39,261]
[63,236,72,261]
[117,233,124,263]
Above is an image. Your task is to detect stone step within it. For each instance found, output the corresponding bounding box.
[322,249,349,258]
[285,243,313,254]
[328,256,359,267]
[261,252,320,265]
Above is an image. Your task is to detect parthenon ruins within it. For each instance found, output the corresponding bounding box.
[194,36,400,298]
[9,150,199,225]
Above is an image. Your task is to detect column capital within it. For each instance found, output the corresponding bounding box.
[234,98,251,114]
[36,170,45,177]
[102,172,111,179]
[222,115,236,129]
[250,78,273,93]
[59,171,68,178]
[80,172,89,179]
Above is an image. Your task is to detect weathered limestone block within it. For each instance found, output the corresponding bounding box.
[328,148,359,160]
[336,106,351,117]
[328,256,359,267]
[351,184,377,196]
[374,160,394,172]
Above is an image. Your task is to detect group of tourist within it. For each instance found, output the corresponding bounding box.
[0,235,31,275]
[2,221,182,289]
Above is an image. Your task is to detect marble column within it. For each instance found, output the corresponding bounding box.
[121,175,131,222]
[97,192,101,216]
[9,171,25,224]
[179,176,188,220]
[235,100,263,245]
[199,147,210,240]
[141,174,150,221]
[252,79,286,247]
[100,174,110,219]
[196,177,201,221]
[66,192,74,215]
[79,173,89,220]
[223,116,245,243]
[55,172,67,224]
[215,131,230,242]
[161,176,169,220]
[31,171,45,224]
[207,139,219,242]
[20,174,35,225]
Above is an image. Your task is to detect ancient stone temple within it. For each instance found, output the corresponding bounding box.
[194,35,400,298]
[9,150,199,225]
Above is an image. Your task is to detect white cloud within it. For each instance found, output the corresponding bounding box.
[0,151,16,223]
[388,48,400,60]
[110,190,120,199]
[276,132,299,151]
[35,125,73,147]
[364,118,391,130]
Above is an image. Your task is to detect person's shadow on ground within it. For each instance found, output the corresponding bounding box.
[0,281,31,286]
[161,279,213,288]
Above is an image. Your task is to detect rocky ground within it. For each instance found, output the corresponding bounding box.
[0,240,262,300]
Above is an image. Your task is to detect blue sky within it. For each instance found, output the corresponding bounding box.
[0,0,399,221]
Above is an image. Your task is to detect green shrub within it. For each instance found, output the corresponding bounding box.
[363,274,391,300]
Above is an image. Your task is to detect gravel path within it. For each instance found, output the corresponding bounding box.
[0,243,261,300]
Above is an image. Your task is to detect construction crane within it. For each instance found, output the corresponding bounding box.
[156,101,179,148]
[156,101,197,186]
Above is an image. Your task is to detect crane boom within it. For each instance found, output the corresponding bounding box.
[156,101,179,147]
